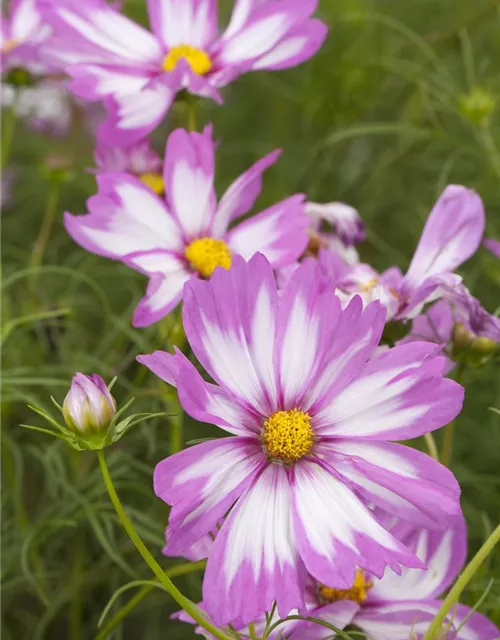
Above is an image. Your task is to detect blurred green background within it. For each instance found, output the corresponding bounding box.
[2,0,500,638]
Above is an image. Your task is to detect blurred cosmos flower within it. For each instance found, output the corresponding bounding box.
[1,0,53,76]
[65,125,309,327]
[138,254,464,625]
[1,79,72,135]
[179,518,499,640]
[93,137,164,194]
[1,168,15,210]
[484,237,500,259]
[63,372,116,434]
[40,0,327,144]
[306,200,365,247]
[317,185,485,320]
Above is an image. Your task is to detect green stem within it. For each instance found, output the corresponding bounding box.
[30,179,61,273]
[423,521,500,640]
[95,585,154,640]
[1,102,17,170]
[97,450,233,640]
[187,97,197,132]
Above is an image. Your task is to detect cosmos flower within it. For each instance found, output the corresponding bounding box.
[138,254,464,625]
[179,518,499,640]
[65,125,309,327]
[306,200,365,247]
[1,0,54,75]
[317,185,485,320]
[40,0,328,145]
[93,136,164,194]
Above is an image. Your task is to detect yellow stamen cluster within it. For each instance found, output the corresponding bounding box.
[262,409,314,464]
[2,39,19,54]
[359,278,378,292]
[185,238,232,278]
[162,45,212,75]
[318,570,373,605]
[139,172,165,195]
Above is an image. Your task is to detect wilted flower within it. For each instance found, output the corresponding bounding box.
[63,373,116,434]
[306,200,365,247]
[40,0,327,144]
[93,137,163,194]
[139,254,463,625]
[179,518,499,640]
[65,125,309,327]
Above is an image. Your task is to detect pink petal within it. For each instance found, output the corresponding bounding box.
[313,342,464,440]
[318,440,462,530]
[227,194,309,267]
[164,125,217,239]
[405,185,485,286]
[370,518,466,602]
[211,149,282,237]
[132,270,191,327]
[203,463,307,626]
[156,437,264,557]
[147,0,217,49]
[291,460,423,590]
[288,602,360,640]
[484,237,500,258]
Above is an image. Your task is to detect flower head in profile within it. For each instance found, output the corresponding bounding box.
[40,0,327,144]
[318,185,485,320]
[65,125,309,327]
[93,136,164,194]
[180,518,498,640]
[138,254,464,625]
[306,201,365,248]
[63,372,116,434]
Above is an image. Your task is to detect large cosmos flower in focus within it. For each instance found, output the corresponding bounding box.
[40,0,327,145]
[138,254,464,626]
[65,125,309,327]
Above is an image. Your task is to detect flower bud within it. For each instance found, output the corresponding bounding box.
[451,321,473,348]
[63,373,116,435]
[471,336,497,354]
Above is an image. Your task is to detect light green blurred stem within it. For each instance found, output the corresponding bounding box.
[1,103,16,170]
[97,450,233,640]
[187,98,197,132]
[479,124,500,180]
[423,521,500,640]
[30,179,61,273]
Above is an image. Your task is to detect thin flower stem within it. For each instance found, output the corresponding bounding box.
[95,585,154,640]
[1,103,17,170]
[30,179,61,273]
[423,521,500,640]
[96,450,233,640]
[424,432,439,461]
[187,97,197,132]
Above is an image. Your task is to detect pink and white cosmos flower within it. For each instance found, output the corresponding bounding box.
[65,125,309,327]
[177,519,500,640]
[318,185,485,320]
[138,254,464,625]
[1,0,53,74]
[40,0,328,145]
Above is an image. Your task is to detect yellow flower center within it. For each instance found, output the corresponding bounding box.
[162,45,212,75]
[139,172,164,195]
[318,570,373,605]
[2,39,19,54]
[185,238,232,277]
[262,409,314,464]
[359,278,378,292]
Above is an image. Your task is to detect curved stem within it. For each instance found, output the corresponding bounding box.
[95,585,154,640]
[423,521,500,640]
[97,450,233,640]
[441,363,466,466]
[424,432,439,461]
[1,103,17,170]
[30,179,61,273]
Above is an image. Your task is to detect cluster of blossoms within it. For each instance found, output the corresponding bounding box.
[5,0,500,638]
